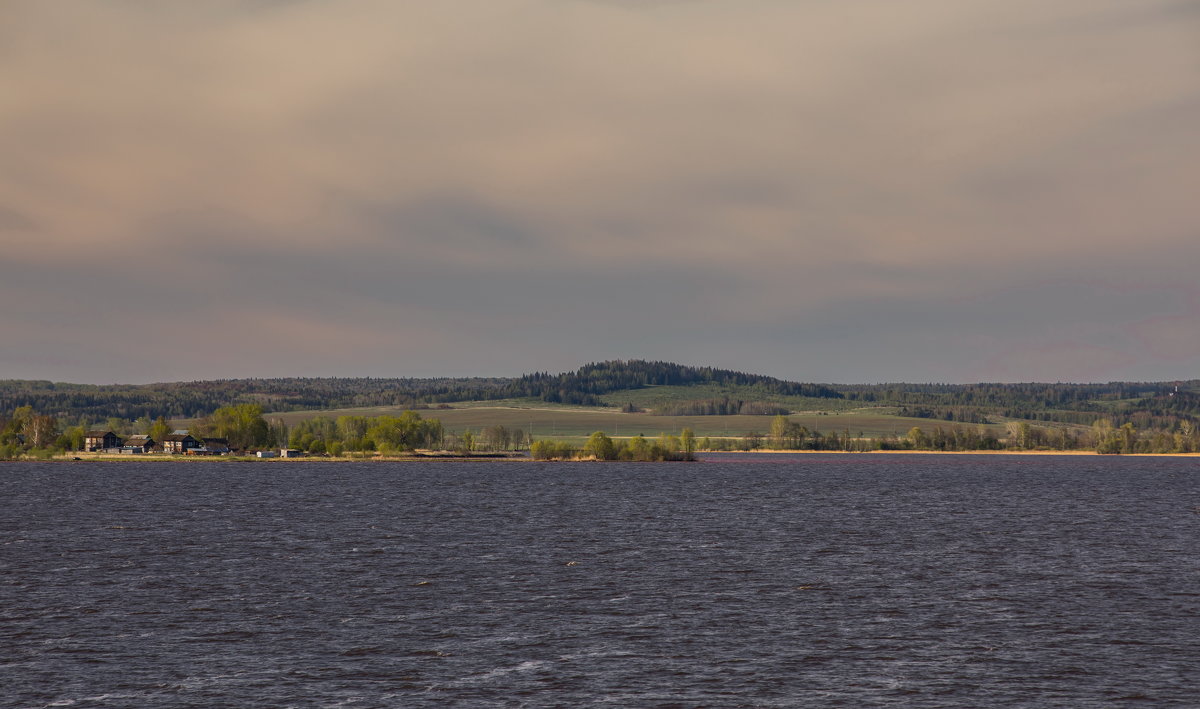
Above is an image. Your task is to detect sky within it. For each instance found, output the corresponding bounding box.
[2,0,1199,385]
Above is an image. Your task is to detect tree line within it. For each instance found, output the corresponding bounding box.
[717,415,1200,454]
[5,402,1200,459]
[0,403,529,459]
[281,413,527,455]
[650,397,791,416]
[531,430,697,461]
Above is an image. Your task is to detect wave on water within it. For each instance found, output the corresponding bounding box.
[3,458,1197,707]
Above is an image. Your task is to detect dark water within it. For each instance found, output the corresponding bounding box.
[2,455,1197,708]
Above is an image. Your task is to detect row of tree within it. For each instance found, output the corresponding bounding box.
[736,415,1200,454]
[651,397,790,416]
[531,430,697,461]
[0,406,61,459]
[0,405,284,459]
[0,404,514,459]
[286,412,445,455]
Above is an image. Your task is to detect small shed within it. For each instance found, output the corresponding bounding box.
[280,448,303,458]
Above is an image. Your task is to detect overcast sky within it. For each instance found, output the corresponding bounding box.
[2,0,1198,385]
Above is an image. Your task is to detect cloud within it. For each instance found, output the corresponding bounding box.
[1,0,1198,382]
[0,205,36,231]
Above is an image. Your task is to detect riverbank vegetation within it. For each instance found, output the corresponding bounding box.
[531,430,697,461]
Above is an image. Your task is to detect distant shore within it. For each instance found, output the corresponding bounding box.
[35,452,529,463]
[730,449,1200,457]
[11,449,1200,462]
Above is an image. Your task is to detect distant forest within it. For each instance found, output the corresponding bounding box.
[0,361,841,420]
[2,360,1198,434]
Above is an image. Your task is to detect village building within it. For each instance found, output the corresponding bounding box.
[202,437,231,454]
[187,437,232,455]
[161,433,201,454]
[85,430,122,452]
[120,435,155,454]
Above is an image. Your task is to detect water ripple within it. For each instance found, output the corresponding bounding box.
[1,456,1197,707]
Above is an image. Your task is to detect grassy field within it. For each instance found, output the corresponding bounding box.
[597,383,863,413]
[205,381,1095,445]
[261,403,1009,442]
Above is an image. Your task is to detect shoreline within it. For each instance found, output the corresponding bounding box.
[7,449,1199,462]
[25,451,532,463]
[726,449,1200,457]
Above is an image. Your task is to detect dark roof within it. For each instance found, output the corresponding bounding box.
[85,430,116,437]
[162,434,197,442]
[125,435,152,443]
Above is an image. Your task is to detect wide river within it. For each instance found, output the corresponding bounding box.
[2,455,1197,707]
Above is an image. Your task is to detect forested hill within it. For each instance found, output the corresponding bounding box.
[0,361,839,420]
[525,361,843,405]
[0,360,1197,431]
[0,376,516,422]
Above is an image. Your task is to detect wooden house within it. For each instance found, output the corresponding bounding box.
[186,438,231,455]
[120,435,154,454]
[161,433,200,454]
[85,430,122,452]
[202,438,231,454]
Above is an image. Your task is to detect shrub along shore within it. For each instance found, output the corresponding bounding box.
[30,446,1200,463]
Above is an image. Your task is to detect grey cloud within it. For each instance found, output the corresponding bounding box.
[1037,0,1200,32]
[577,0,712,8]
[363,195,539,250]
[2,0,1199,383]
[0,206,35,231]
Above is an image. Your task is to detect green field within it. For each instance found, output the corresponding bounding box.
[262,403,1009,442]
[597,383,862,413]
